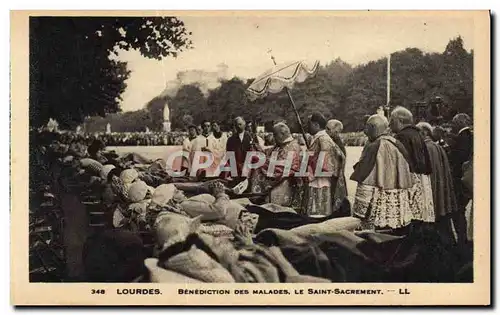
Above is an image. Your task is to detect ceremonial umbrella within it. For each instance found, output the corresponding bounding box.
[246,59,320,149]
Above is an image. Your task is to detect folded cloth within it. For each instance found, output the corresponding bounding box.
[144,258,202,283]
[289,217,361,238]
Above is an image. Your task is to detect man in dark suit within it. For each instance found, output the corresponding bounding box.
[223,117,254,181]
[448,113,473,246]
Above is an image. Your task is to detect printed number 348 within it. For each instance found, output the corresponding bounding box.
[91,289,105,294]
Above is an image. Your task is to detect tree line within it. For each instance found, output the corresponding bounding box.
[29,18,472,133]
[85,36,473,133]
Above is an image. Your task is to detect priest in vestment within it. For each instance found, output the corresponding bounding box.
[325,119,349,217]
[350,114,415,231]
[305,113,346,217]
[389,106,435,225]
[417,122,457,244]
[248,122,304,209]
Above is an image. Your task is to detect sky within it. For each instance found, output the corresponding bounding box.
[116,14,474,112]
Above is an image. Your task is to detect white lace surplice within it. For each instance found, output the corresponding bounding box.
[353,183,413,230]
[409,173,435,223]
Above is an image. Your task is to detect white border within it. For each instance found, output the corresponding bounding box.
[4,1,498,314]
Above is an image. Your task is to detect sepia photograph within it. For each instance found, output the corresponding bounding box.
[11,10,490,305]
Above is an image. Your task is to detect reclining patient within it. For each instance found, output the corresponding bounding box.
[149,209,335,283]
[146,181,359,236]
[146,183,361,283]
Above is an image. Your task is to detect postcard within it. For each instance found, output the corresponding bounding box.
[11,10,490,306]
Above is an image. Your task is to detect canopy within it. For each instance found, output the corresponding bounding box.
[246,60,320,101]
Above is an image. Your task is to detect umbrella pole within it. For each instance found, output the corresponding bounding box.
[284,87,310,149]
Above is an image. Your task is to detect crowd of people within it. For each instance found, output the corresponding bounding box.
[37,124,369,148]
[43,131,177,146]
[29,106,474,283]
